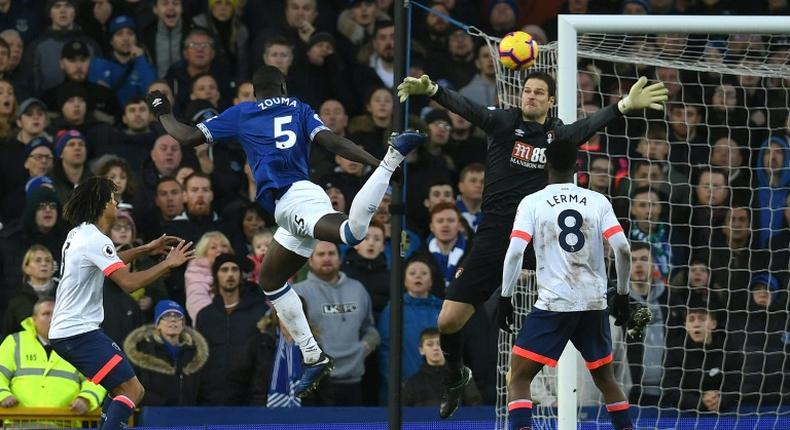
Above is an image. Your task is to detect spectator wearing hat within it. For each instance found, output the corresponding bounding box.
[123,300,209,406]
[41,39,120,121]
[192,0,249,83]
[49,81,107,139]
[22,138,55,180]
[485,0,518,37]
[289,31,356,112]
[50,129,89,203]
[21,0,100,93]
[196,253,268,405]
[0,99,50,224]
[89,15,156,107]
[0,186,67,308]
[141,0,187,78]
[165,27,233,115]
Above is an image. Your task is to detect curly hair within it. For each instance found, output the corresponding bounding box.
[63,176,117,226]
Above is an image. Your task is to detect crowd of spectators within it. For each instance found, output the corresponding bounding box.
[0,0,788,416]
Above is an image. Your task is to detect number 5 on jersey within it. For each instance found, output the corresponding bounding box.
[274,115,296,149]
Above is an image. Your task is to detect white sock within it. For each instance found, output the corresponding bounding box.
[342,165,392,245]
[265,284,322,363]
[380,145,405,172]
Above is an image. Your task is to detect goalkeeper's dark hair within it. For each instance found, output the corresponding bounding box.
[545,139,577,172]
[524,71,556,98]
[252,65,286,97]
[63,176,117,226]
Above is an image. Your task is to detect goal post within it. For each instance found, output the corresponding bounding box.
[490,13,790,430]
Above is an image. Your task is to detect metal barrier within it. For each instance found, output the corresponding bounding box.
[0,406,135,429]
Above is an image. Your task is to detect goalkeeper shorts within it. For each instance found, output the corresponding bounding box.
[444,214,516,306]
[512,308,613,369]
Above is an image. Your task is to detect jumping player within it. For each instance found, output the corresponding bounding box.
[50,177,194,430]
[500,138,633,430]
[397,72,666,417]
[147,65,424,397]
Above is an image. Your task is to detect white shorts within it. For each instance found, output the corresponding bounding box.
[273,180,338,257]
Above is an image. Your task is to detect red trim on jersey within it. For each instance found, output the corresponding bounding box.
[510,230,532,242]
[91,354,122,384]
[103,261,126,277]
[606,401,630,412]
[508,399,534,411]
[512,345,558,367]
[586,353,613,370]
[602,225,624,239]
[113,395,136,409]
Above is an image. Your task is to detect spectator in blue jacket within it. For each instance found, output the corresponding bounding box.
[88,16,156,107]
[377,257,443,400]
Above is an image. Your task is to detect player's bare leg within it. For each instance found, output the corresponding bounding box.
[101,377,144,430]
[260,239,333,397]
[437,299,475,418]
[589,363,633,430]
[507,355,545,430]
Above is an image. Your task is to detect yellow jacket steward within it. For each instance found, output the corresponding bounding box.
[0,317,106,409]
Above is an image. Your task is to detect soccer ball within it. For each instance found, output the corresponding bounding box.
[498,31,539,71]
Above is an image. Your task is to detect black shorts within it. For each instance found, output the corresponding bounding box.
[51,329,136,391]
[513,308,612,369]
[445,214,517,306]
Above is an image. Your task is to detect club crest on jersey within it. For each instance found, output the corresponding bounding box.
[103,244,115,258]
[546,130,555,144]
[511,141,546,169]
[514,128,524,137]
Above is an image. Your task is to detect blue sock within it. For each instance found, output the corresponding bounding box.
[606,401,633,430]
[100,395,135,430]
[508,399,533,430]
[99,395,112,428]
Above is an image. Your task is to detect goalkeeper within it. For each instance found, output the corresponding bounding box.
[397,72,667,418]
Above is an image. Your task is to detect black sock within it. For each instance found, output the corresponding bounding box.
[440,331,464,371]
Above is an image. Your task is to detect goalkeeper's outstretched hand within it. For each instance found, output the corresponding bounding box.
[396,74,438,102]
[617,76,669,113]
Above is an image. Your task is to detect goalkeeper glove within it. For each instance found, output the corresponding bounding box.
[497,296,515,334]
[611,293,632,327]
[627,305,653,340]
[146,90,171,118]
[617,76,669,113]
[396,74,438,103]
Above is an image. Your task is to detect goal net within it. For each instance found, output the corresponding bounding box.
[488,18,790,430]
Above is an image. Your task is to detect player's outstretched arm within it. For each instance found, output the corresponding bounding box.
[146,91,206,147]
[117,234,183,264]
[398,74,507,134]
[314,130,380,168]
[109,240,195,293]
[556,76,668,146]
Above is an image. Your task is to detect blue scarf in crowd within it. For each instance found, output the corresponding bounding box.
[266,332,303,408]
[428,234,466,288]
[456,198,482,232]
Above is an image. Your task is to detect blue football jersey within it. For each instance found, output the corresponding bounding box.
[196,97,328,213]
